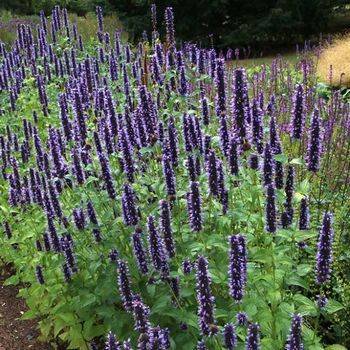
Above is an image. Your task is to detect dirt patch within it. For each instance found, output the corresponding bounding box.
[0,264,50,350]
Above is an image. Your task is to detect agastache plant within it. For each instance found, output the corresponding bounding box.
[315,212,334,284]
[195,255,217,336]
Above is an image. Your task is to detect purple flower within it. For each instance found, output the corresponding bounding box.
[195,256,217,336]
[187,181,202,232]
[159,200,175,258]
[73,207,85,230]
[299,197,310,230]
[197,341,207,350]
[132,295,150,334]
[285,314,303,350]
[220,115,230,157]
[35,265,45,285]
[269,114,282,154]
[307,108,322,172]
[121,183,139,226]
[315,212,334,284]
[182,259,192,274]
[162,153,176,197]
[236,312,248,326]
[249,153,260,170]
[251,99,263,154]
[223,323,237,350]
[201,96,210,125]
[316,295,328,309]
[105,331,119,350]
[263,143,274,186]
[291,84,305,140]
[207,150,218,197]
[61,236,78,273]
[147,215,169,276]
[232,68,249,143]
[215,58,226,115]
[117,259,134,312]
[132,229,149,275]
[119,128,135,183]
[179,65,187,95]
[228,234,247,302]
[246,323,260,350]
[275,161,284,189]
[98,151,116,199]
[165,7,175,48]
[265,184,277,234]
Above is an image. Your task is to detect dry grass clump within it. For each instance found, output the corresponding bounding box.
[317,35,350,87]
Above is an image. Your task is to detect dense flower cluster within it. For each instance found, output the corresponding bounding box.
[0,3,345,349]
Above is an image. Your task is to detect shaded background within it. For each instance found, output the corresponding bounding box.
[1,1,350,53]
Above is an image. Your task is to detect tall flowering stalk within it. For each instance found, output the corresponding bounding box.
[147,215,169,276]
[299,197,310,230]
[265,184,277,234]
[121,183,139,226]
[187,181,202,232]
[315,212,334,284]
[307,108,322,172]
[291,84,305,140]
[132,229,148,275]
[159,200,175,257]
[285,314,303,350]
[117,259,134,312]
[228,234,247,302]
[223,323,237,350]
[195,256,217,336]
[232,68,249,143]
[246,323,260,350]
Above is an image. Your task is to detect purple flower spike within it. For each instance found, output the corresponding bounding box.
[215,58,226,115]
[291,84,305,140]
[122,183,139,226]
[307,108,322,172]
[105,331,119,350]
[187,181,202,232]
[223,323,237,350]
[159,200,175,258]
[315,212,334,284]
[285,314,303,350]
[228,234,247,302]
[263,143,274,186]
[207,150,218,197]
[117,259,134,312]
[232,68,249,143]
[265,184,277,234]
[246,323,260,350]
[147,215,169,276]
[35,265,45,285]
[132,229,148,275]
[236,312,248,326]
[299,197,310,230]
[162,153,176,197]
[165,7,175,48]
[132,295,150,334]
[197,341,207,350]
[195,256,217,336]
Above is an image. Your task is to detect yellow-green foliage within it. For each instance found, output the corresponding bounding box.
[0,11,126,46]
[317,35,350,87]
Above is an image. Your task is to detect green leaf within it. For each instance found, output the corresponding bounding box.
[296,264,312,276]
[325,300,344,314]
[325,345,347,350]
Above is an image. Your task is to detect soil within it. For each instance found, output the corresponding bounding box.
[0,264,50,350]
